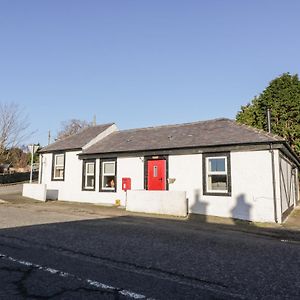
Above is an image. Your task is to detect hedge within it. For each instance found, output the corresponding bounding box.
[0,172,38,184]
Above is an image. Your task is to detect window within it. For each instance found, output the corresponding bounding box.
[203,153,231,196]
[82,160,95,190]
[52,153,65,180]
[153,165,158,177]
[100,159,116,192]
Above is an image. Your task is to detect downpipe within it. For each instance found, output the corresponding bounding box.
[270,143,278,223]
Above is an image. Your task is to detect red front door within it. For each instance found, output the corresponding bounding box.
[147,160,166,190]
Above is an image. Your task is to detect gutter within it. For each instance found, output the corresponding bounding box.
[282,142,300,168]
[38,148,82,154]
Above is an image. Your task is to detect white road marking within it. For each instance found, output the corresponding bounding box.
[280,239,300,245]
[0,252,146,299]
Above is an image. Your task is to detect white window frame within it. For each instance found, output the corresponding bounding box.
[101,161,116,191]
[206,156,228,193]
[53,153,65,180]
[84,161,95,190]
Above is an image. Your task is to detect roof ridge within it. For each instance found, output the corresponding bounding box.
[40,123,115,152]
[117,118,231,134]
[51,123,115,144]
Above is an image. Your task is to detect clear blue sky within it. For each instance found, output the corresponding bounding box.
[1,0,299,146]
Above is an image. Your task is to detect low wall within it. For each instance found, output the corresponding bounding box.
[23,183,47,201]
[126,190,187,217]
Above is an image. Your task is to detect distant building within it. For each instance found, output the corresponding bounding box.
[0,164,11,174]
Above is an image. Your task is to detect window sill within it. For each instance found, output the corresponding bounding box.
[100,189,116,193]
[82,187,96,191]
[51,178,64,181]
[203,191,231,197]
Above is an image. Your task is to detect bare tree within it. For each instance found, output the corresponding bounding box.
[0,102,30,160]
[56,119,91,140]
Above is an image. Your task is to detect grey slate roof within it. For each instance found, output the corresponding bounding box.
[83,118,284,155]
[40,123,114,152]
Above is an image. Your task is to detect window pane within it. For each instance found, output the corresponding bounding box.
[55,168,64,178]
[208,175,227,191]
[103,162,115,174]
[209,158,225,172]
[56,155,64,166]
[86,163,94,174]
[153,166,158,177]
[103,175,116,189]
[86,175,94,188]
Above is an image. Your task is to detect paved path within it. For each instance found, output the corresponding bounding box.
[0,195,300,299]
[0,183,24,195]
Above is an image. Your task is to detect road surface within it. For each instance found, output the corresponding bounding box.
[0,192,299,299]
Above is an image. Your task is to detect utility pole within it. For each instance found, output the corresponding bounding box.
[48,130,51,145]
[29,144,39,184]
[93,115,97,126]
[30,146,34,183]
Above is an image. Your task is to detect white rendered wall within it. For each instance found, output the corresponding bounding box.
[40,153,52,186]
[126,190,187,217]
[169,151,277,223]
[23,183,47,201]
[41,152,144,206]
[38,154,42,183]
[273,150,282,223]
[41,152,66,200]
[231,150,277,223]
[42,151,116,204]
[116,156,144,206]
[41,149,283,222]
[168,154,202,209]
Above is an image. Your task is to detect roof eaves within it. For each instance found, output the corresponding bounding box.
[38,147,82,154]
[280,142,300,168]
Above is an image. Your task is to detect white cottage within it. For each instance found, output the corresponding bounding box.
[24,118,300,223]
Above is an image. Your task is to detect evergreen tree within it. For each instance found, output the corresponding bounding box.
[236,73,300,156]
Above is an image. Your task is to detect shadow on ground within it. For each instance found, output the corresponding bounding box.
[1,192,300,241]
[1,193,300,298]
